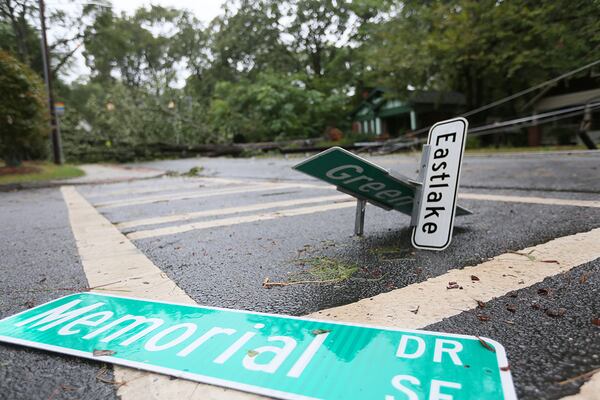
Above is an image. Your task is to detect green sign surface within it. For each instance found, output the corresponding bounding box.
[0,293,515,400]
[293,147,470,217]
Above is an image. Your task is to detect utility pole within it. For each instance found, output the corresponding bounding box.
[578,104,597,150]
[38,0,63,164]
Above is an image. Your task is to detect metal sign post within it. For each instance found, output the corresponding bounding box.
[354,199,367,236]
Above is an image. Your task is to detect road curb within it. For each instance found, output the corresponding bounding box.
[0,172,166,192]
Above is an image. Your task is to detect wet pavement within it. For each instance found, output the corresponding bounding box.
[1,150,599,399]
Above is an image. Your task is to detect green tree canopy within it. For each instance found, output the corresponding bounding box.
[0,50,48,166]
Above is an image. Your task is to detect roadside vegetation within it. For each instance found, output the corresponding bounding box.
[0,161,84,185]
[1,0,598,164]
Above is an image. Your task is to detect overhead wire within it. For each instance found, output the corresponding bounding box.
[403,102,600,146]
[399,58,600,138]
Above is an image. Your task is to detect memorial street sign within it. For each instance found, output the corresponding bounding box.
[0,293,516,400]
[412,118,469,251]
[293,146,470,217]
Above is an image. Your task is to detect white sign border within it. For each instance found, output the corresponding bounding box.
[412,117,469,251]
[0,292,516,400]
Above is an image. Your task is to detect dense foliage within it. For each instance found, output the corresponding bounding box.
[0,50,48,166]
[1,0,598,161]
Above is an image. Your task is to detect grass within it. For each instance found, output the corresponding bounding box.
[0,161,85,185]
[289,257,359,283]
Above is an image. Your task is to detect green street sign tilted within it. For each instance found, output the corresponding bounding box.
[293,147,470,217]
[0,293,516,400]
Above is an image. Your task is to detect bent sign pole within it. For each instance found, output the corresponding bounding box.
[411,118,469,251]
[0,293,516,400]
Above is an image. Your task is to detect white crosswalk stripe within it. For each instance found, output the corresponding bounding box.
[459,193,600,208]
[86,177,247,200]
[94,183,332,209]
[126,201,356,240]
[117,194,352,229]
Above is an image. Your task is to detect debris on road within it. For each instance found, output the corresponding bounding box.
[96,366,124,386]
[93,350,116,357]
[263,257,359,288]
[311,329,331,335]
[476,336,496,353]
[447,281,461,289]
[558,368,600,386]
[545,308,567,318]
[537,288,550,296]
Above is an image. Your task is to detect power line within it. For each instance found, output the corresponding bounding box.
[391,102,600,149]
[468,105,600,138]
[462,58,600,118]
[401,58,600,138]
[468,102,600,134]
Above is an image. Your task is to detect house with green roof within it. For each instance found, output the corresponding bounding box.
[350,88,466,138]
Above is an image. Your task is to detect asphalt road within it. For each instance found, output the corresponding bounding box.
[0,150,598,400]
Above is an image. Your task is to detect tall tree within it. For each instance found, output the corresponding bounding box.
[366,0,600,116]
[82,5,185,92]
[0,0,89,76]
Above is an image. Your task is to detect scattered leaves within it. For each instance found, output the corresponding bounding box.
[93,350,116,357]
[500,365,510,372]
[558,368,600,385]
[409,306,420,315]
[447,282,460,290]
[541,260,560,264]
[247,350,259,358]
[579,273,590,284]
[506,304,517,313]
[531,303,541,310]
[477,315,490,322]
[96,366,124,386]
[264,257,359,288]
[591,318,600,326]
[470,275,480,282]
[476,336,496,353]
[508,291,518,298]
[510,251,536,261]
[311,329,332,335]
[476,300,486,309]
[537,288,550,296]
[546,308,566,318]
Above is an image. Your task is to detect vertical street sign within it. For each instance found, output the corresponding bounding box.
[54,101,65,116]
[0,293,516,400]
[412,118,469,251]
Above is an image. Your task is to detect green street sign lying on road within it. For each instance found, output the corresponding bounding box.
[0,293,516,400]
[295,146,421,216]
